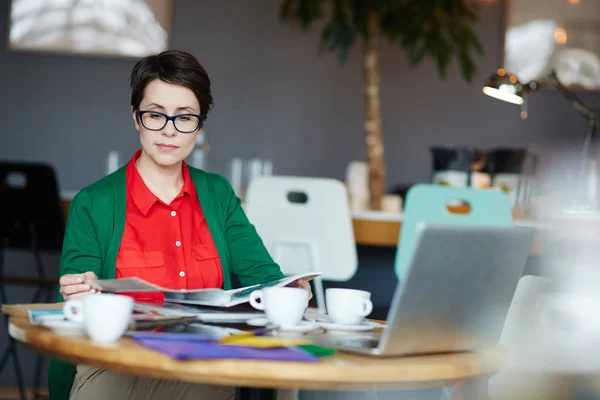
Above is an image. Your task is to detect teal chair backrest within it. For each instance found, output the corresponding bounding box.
[394,183,513,279]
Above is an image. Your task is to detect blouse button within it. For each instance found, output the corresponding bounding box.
[175,241,181,247]
[179,271,185,277]
[171,210,177,217]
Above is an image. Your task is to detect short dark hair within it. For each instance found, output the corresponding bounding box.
[130,50,213,122]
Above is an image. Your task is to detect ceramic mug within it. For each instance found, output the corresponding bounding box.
[249,287,309,327]
[63,294,133,343]
[326,288,373,325]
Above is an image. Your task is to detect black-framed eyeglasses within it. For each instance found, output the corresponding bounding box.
[136,110,202,133]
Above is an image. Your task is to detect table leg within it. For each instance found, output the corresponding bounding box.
[451,376,491,400]
[236,387,276,400]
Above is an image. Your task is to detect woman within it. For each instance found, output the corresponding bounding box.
[51,50,310,400]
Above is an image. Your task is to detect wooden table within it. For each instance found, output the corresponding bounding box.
[8,315,503,398]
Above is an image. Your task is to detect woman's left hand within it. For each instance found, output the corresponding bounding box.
[289,278,313,300]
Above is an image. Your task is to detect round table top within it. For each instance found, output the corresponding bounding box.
[9,316,505,391]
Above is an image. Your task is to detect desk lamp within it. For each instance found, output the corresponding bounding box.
[483,68,599,207]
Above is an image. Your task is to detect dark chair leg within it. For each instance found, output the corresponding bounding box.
[33,354,45,399]
[0,339,27,400]
[0,239,58,400]
[236,387,277,400]
[0,247,27,400]
[10,341,27,400]
[32,285,55,399]
[31,246,54,400]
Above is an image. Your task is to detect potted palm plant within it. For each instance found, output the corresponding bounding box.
[280,0,484,210]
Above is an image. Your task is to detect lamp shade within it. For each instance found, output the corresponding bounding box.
[482,69,526,105]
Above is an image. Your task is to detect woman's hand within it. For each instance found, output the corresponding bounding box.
[289,278,313,300]
[59,271,100,300]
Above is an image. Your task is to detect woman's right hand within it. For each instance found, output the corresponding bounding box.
[59,271,99,300]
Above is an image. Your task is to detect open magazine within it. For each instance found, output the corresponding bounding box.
[88,271,322,308]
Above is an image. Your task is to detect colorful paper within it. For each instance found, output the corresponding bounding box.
[219,335,312,348]
[28,309,65,324]
[298,344,337,357]
[131,334,320,362]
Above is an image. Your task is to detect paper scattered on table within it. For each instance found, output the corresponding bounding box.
[298,344,337,357]
[219,335,313,348]
[28,309,65,325]
[2,302,63,317]
[133,302,264,323]
[131,333,320,362]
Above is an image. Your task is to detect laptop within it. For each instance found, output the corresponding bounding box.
[318,223,534,356]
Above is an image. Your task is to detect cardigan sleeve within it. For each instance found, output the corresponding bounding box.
[57,189,102,301]
[50,190,103,400]
[217,177,285,287]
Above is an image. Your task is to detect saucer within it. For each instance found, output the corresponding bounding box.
[246,317,269,327]
[317,321,378,332]
[42,320,86,336]
[247,319,321,333]
[278,321,321,333]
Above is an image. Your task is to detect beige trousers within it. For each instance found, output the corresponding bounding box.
[70,365,297,400]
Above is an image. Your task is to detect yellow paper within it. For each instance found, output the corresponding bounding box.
[220,335,312,348]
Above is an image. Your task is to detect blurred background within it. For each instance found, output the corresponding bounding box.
[2,0,597,191]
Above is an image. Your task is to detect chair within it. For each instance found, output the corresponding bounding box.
[390,184,514,400]
[395,184,513,280]
[0,162,64,399]
[488,275,557,400]
[245,176,358,314]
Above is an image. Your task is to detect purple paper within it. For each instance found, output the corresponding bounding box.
[132,336,320,362]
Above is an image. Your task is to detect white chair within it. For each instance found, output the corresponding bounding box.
[491,272,600,399]
[488,275,557,400]
[245,176,358,313]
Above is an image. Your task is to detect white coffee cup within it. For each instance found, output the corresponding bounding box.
[63,294,133,343]
[326,288,373,325]
[249,287,309,327]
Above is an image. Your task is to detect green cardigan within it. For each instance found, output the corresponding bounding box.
[49,165,284,400]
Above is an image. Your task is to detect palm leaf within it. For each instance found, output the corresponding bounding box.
[280,0,484,79]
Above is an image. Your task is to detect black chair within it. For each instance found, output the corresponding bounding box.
[0,162,65,400]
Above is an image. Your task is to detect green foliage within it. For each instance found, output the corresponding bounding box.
[280,0,484,81]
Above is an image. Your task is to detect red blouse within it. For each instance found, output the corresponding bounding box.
[116,150,223,304]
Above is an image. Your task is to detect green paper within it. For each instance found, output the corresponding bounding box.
[299,344,337,357]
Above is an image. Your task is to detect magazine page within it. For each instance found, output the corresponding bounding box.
[88,277,225,295]
[229,271,323,301]
[133,302,264,323]
[168,271,323,307]
[90,271,323,307]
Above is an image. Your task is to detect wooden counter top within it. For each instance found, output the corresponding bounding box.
[60,198,540,249]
